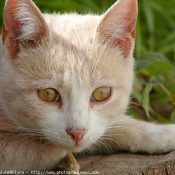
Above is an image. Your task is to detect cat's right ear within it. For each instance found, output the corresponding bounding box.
[2,0,49,58]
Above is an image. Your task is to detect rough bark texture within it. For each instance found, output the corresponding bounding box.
[73,151,175,175]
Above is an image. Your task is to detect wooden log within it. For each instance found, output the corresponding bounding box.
[73,151,175,175]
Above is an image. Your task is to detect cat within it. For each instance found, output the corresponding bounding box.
[0,0,175,171]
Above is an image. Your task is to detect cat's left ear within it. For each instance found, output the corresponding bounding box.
[2,0,49,58]
[95,0,138,57]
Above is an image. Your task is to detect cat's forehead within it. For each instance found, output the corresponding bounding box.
[47,39,124,79]
[45,43,102,87]
[16,42,97,88]
[45,14,99,50]
[16,39,122,92]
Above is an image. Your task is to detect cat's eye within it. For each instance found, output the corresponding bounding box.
[38,88,60,102]
[91,87,111,102]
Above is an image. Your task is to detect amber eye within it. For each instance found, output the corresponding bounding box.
[91,87,111,102]
[38,88,60,102]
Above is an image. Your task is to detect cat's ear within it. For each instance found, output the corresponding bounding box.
[95,0,138,57]
[2,0,49,58]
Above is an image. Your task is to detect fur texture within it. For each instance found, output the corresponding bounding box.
[0,0,175,171]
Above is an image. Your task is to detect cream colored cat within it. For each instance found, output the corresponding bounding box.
[0,0,175,171]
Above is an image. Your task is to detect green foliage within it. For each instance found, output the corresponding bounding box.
[132,52,175,123]
[0,0,174,123]
[142,82,153,118]
[136,53,173,73]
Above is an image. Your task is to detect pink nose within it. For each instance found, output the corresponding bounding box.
[66,128,87,145]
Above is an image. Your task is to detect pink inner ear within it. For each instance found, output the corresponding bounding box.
[2,0,23,57]
[3,0,22,37]
[2,0,48,58]
[2,0,26,57]
[2,22,19,58]
[96,0,138,57]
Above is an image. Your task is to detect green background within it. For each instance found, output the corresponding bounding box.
[0,0,175,123]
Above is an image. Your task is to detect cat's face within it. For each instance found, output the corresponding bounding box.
[0,0,137,152]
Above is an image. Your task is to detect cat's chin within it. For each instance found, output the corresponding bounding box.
[63,144,88,153]
[47,139,88,153]
[69,146,85,153]
[68,141,97,153]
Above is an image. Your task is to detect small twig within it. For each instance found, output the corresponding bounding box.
[65,152,80,175]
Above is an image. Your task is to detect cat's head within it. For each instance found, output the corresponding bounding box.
[0,0,137,152]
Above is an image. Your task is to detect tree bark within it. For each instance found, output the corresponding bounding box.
[74,151,175,175]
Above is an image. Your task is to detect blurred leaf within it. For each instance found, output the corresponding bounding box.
[157,31,175,53]
[141,0,155,51]
[132,88,142,104]
[142,83,153,118]
[126,108,144,121]
[135,16,146,59]
[150,1,175,28]
[153,112,171,123]
[170,109,175,123]
[151,76,162,84]
[136,52,173,73]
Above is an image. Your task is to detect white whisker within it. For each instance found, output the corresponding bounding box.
[97,139,111,154]
[102,136,122,152]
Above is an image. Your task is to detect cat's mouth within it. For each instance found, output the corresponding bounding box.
[55,141,89,153]
[42,134,85,152]
[65,137,99,153]
[66,139,91,153]
[48,135,93,153]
